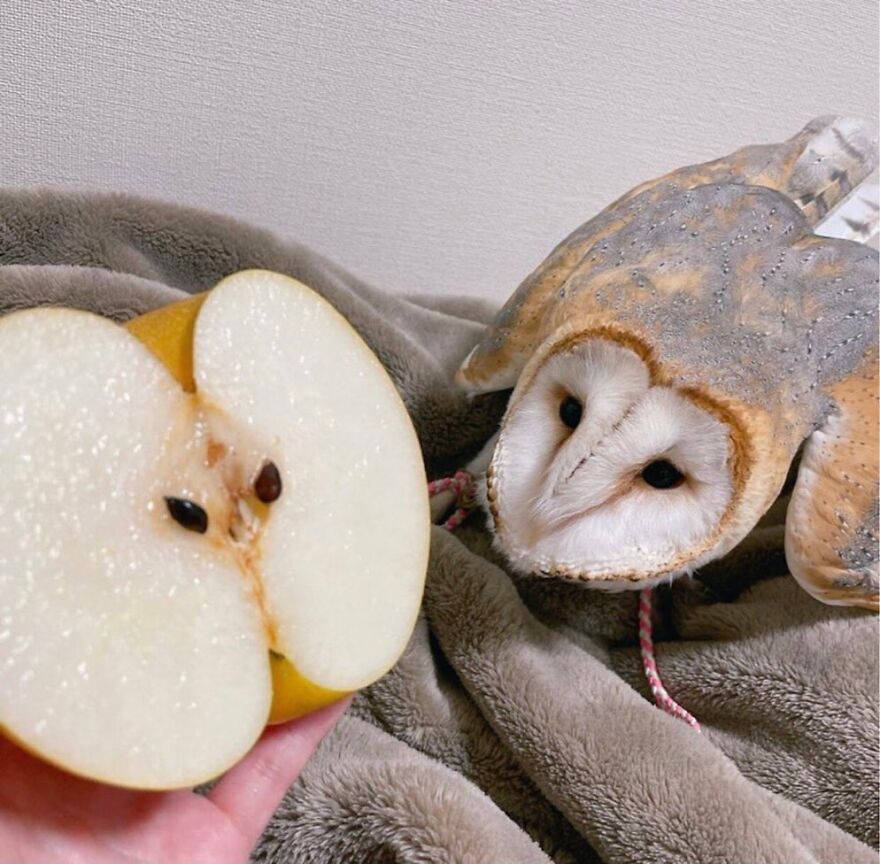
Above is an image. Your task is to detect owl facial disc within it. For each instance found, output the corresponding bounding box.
[487,333,745,587]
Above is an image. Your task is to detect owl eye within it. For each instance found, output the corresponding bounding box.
[558,395,583,429]
[641,459,685,490]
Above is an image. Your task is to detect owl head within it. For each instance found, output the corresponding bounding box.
[485,321,785,589]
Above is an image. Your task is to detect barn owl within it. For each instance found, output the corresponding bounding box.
[447,116,879,611]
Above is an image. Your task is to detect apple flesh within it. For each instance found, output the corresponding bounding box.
[0,270,429,789]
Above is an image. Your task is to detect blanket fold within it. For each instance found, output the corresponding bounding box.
[1,189,876,864]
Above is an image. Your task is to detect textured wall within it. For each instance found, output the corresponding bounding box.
[1,0,877,300]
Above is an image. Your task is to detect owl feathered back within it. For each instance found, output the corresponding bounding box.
[458,116,878,394]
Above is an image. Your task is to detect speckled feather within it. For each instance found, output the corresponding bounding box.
[459,117,877,394]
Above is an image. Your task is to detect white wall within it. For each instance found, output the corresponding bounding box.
[1,0,877,301]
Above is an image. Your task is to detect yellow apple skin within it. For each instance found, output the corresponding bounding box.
[126,283,350,724]
[268,653,349,723]
[125,292,208,392]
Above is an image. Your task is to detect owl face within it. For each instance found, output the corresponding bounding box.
[486,329,755,587]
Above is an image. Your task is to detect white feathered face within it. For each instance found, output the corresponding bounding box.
[487,336,741,587]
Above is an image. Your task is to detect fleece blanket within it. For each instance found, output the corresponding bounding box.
[0,189,877,864]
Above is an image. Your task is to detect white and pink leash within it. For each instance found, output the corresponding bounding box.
[428,469,700,732]
[426,470,478,532]
[638,588,700,731]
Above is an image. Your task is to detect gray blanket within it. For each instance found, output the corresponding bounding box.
[0,189,877,864]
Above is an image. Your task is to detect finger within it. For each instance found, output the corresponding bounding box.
[207,696,350,848]
[0,734,145,824]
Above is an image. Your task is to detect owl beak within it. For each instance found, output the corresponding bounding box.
[533,453,624,531]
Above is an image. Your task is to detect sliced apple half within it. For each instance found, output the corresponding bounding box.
[0,270,429,789]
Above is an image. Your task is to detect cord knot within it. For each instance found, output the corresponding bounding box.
[428,470,477,531]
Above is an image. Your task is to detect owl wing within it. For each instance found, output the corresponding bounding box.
[785,350,879,610]
[816,182,879,248]
[458,116,878,395]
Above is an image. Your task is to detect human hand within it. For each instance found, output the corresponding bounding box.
[0,697,350,864]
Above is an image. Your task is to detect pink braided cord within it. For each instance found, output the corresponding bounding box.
[639,588,701,731]
[427,470,477,531]
[428,473,700,731]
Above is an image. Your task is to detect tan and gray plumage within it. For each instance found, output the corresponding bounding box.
[456,117,879,610]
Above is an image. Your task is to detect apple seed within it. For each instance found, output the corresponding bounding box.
[164,497,209,533]
[254,461,282,503]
